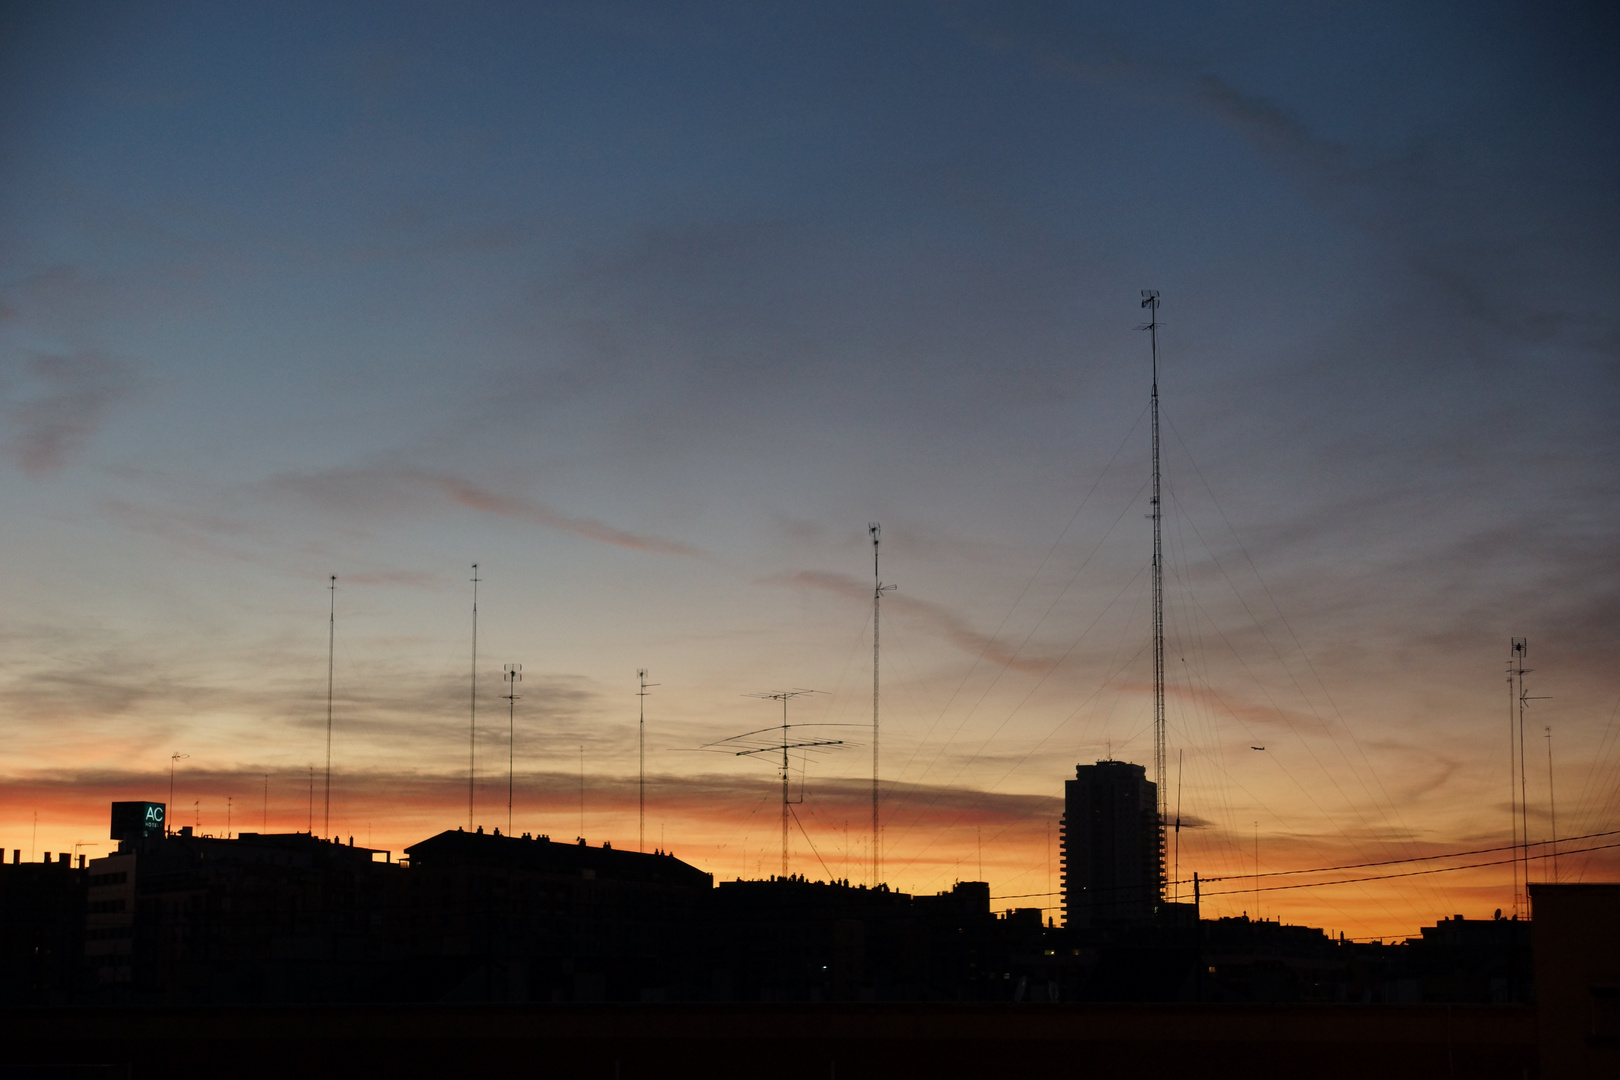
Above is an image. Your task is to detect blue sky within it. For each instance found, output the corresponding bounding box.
[1,0,1616,934]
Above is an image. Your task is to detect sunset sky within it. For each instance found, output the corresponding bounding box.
[1,1,1616,939]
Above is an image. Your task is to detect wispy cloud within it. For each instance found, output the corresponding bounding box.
[2,350,144,472]
[765,569,1059,674]
[271,467,703,557]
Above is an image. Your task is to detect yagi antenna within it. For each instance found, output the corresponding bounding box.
[707,690,843,878]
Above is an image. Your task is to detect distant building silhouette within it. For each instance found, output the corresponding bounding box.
[87,826,393,1003]
[395,827,711,1002]
[1061,760,1161,928]
[11,799,1574,1014]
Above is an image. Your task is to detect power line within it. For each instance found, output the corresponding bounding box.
[1196,829,1620,883]
[1198,840,1620,898]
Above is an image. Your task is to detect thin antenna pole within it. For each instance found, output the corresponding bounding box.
[307,765,313,833]
[1507,643,1520,914]
[167,752,187,836]
[579,745,584,836]
[1545,725,1558,883]
[1253,821,1260,921]
[637,671,659,852]
[869,523,894,887]
[262,774,268,831]
[782,693,791,876]
[1141,289,1167,901]
[504,665,522,836]
[325,574,335,839]
[469,564,480,830]
[1512,638,1530,913]
[1174,749,1183,904]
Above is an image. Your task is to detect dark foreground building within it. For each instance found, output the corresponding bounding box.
[86,827,396,1004]
[0,852,86,1005]
[393,828,712,1002]
[2,806,1616,1078]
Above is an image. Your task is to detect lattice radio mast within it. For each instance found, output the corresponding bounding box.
[324,574,336,839]
[870,522,895,887]
[1506,638,1548,914]
[469,563,480,830]
[1142,289,1167,898]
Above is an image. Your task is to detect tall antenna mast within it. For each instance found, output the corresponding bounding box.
[469,563,480,830]
[1509,638,1529,914]
[504,664,522,836]
[869,522,895,887]
[167,752,187,837]
[1141,288,1167,899]
[325,574,336,839]
[1545,725,1559,883]
[1174,748,1183,904]
[638,670,659,851]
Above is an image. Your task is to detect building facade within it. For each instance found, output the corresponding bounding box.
[1060,760,1161,928]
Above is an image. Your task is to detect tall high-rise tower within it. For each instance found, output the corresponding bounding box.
[1060,759,1162,928]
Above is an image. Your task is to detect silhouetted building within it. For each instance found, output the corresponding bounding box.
[703,877,1046,1003]
[1531,882,1620,1078]
[0,851,87,1004]
[18,801,1584,1016]
[1407,912,1531,1003]
[86,825,396,1004]
[1060,760,1161,928]
[393,828,712,1002]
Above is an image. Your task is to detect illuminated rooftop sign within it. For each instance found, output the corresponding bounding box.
[110,801,166,840]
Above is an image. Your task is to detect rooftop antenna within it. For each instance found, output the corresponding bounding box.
[167,752,188,836]
[870,523,896,887]
[1141,288,1167,900]
[638,670,660,852]
[1545,725,1559,884]
[1174,748,1183,903]
[579,744,584,836]
[1508,638,1550,914]
[504,664,522,836]
[262,774,268,831]
[325,574,336,839]
[712,691,841,877]
[469,563,480,830]
[307,764,313,833]
[227,795,232,840]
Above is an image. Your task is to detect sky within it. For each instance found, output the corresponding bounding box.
[1,0,1616,939]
